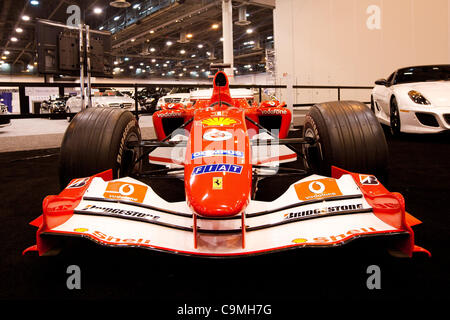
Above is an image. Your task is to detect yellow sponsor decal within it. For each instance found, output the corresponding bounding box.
[202,117,237,126]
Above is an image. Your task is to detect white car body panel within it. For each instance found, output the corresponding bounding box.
[66,95,136,113]
[372,79,450,134]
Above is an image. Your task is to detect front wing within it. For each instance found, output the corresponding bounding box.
[24,168,429,258]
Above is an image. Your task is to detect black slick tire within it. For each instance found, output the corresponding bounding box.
[302,100,389,181]
[59,107,141,189]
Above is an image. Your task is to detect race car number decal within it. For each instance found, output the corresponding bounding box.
[202,117,237,126]
[192,164,243,175]
[103,181,148,203]
[203,129,233,141]
[294,178,343,201]
[191,150,244,159]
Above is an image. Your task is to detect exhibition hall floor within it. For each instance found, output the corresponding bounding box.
[0,128,448,306]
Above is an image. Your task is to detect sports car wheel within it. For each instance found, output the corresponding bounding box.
[390,97,401,135]
[302,100,388,180]
[370,95,376,113]
[59,107,141,189]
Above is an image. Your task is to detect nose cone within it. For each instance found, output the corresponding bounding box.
[186,163,252,217]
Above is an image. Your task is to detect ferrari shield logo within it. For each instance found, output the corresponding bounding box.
[212,177,223,190]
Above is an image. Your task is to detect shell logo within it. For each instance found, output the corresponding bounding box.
[202,117,237,126]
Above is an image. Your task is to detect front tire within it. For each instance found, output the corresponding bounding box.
[59,107,141,189]
[390,97,401,135]
[302,100,389,181]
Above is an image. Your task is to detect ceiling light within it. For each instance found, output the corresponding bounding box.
[180,49,185,54]
[191,54,196,58]
[132,3,140,9]
[110,0,131,8]
[140,62,144,66]
[124,57,129,61]
[30,0,40,5]
[129,66,134,69]
[131,38,135,42]
[197,44,203,49]
[114,16,120,21]
[10,37,18,42]
[211,24,219,29]
[179,73,183,77]
[99,26,104,30]
[149,30,155,34]
[166,60,170,63]
[220,37,224,41]
[183,67,187,71]
[22,15,30,21]
[93,7,102,14]
[246,28,253,34]
[166,41,172,46]
[16,28,23,33]
[186,33,193,38]
[1,56,6,60]
[150,47,155,52]
[114,61,119,65]
[151,59,156,62]
[4,51,9,55]
[163,64,167,67]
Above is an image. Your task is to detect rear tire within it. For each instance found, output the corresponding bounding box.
[302,100,389,181]
[59,107,141,189]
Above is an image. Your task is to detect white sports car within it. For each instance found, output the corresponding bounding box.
[371,65,450,134]
[66,89,137,114]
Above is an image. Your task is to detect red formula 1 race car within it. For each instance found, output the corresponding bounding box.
[24,69,430,258]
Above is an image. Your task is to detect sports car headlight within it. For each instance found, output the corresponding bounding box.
[408,90,430,105]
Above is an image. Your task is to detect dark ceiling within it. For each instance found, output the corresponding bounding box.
[0,0,274,79]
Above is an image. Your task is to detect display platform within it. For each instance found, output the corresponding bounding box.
[0,115,156,152]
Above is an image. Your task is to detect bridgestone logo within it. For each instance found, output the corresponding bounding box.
[284,203,363,220]
[81,204,160,220]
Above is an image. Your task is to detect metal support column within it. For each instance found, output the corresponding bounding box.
[222,0,234,82]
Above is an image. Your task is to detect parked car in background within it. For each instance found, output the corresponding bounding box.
[66,89,137,114]
[0,99,10,128]
[156,87,192,110]
[40,96,70,114]
[137,87,169,113]
[371,64,450,134]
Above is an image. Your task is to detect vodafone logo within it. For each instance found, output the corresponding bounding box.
[308,181,326,194]
[294,178,343,201]
[103,181,148,203]
[118,184,135,196]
